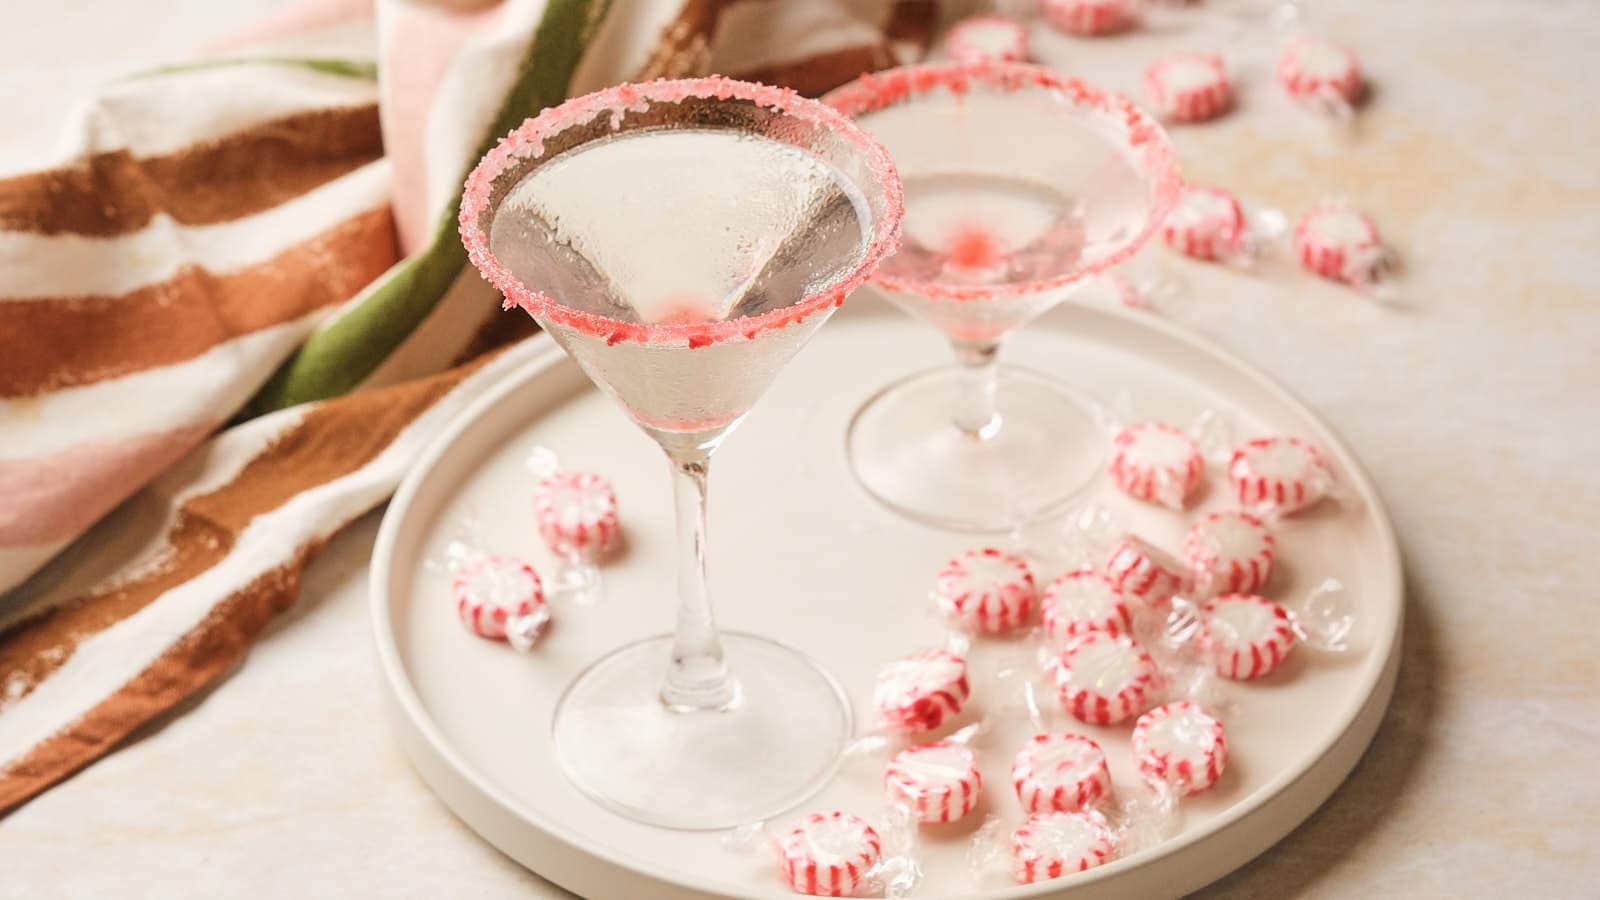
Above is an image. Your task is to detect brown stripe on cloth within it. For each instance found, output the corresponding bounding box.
[0,358,484,813]
[0,105,383,237]
[732,1,939,96]
[633,0,736,81]
[0,206,397,398]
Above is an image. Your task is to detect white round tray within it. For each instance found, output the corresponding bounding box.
[370,293,1402,899]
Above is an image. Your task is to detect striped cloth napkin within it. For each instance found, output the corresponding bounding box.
[0,0,934,814]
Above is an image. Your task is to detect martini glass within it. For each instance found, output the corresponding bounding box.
[825,63,1181,531]
[459,78,903,829]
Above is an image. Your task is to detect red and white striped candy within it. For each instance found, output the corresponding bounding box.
[1012,733,1112,814]
[1143,53,1232,123]
[874,648,970,734]
[1109,421,1204,509]
[1103,535,1188,608]
[452,555,547,644]
[778,812,882,897]
[1040,570,1133,645]
[1201,593,1296,680]
[1228,436,1333,514]
[1048,632,1158,725]
[885,741,983,824]
[1184,511,1275,596]
[533,470,620,558]
[934,548,1037,634]
[1294,203,1384,285]
[1160,185,1247,262]
[1042,0,1133,36]
[1010,811,1117,884]
[945,14,1028,64]
[1133,701,1228,795]
[1277,37,1363,105]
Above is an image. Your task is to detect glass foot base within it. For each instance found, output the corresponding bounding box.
[847,364,1105,532]
[552,632,851,830]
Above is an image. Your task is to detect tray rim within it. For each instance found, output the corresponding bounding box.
[369,300,1404,899]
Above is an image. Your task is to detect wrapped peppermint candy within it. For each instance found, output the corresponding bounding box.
[1040,569,1134,645]
[1184,510,1275,596]
[726,808,919,898]
[885,741,984,825]
[1132,701,1228,796]
[933,548,1038,634]
[1227,435,1335,516]
[1009,810,1119,883]
[1200,593,1297,680]
[945,14,1029,64]
[1294,201,1394,292]
[1043,0,1135,36]
[874,647,972,734]
[1143,52,1232,123]
[1011,733,1113,814]
[1278,36,1364,112]
[451,554,550,651]
[1109,421,1205,510]
[1047,632,1159,725]
[1103,535,1190,609]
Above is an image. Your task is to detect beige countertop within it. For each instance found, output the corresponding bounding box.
[3,0,1596,897]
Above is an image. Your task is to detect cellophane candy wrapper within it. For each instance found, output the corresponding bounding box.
[727,806,922,897]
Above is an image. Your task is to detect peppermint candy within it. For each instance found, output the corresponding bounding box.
[1294,203,1385,287]
[934,548,1037,634]
[1201,593,1297,680]
[873,648,970,734]
[1103,535,1189,607]
[533,470,620,559]
[1011,810,1117,884]
[778,812,881,897]
[1040,570,1134,645]
[1227,435,1334,515]
[1278,37,1364,106]
[885,741,983,824]
[452,555,549,650]
[946,14,1028,64]
[1048,632,1158,725]
[1160,185,1248,262]
[1133,701,1228,796]
[1012,733,1112,814]
[1109,421,1204,509]
[1042,0,1134,36]
[1144,53,1232,123]
[1184,510,1275,596]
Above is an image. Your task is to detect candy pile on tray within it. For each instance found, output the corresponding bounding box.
[763,415,1355,894]
[438,448,623,651]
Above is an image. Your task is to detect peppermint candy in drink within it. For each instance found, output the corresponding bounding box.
[1042,0,1134,36]
[1040,570,1133,645]
[874,648,970,734]
[1048,632,1158,725]
[1202,593,1296,679]
[1277,37,1364,107]
[934,548,1037,634]
[1103,535,1188,607]
[452,554,550,651]
[1160,186,1248,263]
[1010,810,1117,884]
[1108,421,1204,509]
[1012,733,1112,814]
[1184,510,1275,596]
[1228,435,1334,515]
[778,812,882,897]
[1133,701,1228,795]
[945,14,1028,64]
[1143,53,1232,124]
[1294,202,1387,288]
[533,470,620,559]
[884,741,983,824]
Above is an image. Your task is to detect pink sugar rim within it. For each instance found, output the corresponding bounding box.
[459,77,905,348]
[822,61,1182,302]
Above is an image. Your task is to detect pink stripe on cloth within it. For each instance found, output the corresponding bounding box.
[0,424,214,546]
[381,0,507,253]
[204,0,376,54]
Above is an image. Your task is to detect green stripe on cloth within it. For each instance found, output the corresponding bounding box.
[247,0,613,414]
[127,58,380,82]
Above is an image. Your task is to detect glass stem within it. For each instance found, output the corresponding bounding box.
[660,452,739,712]
[951,338,1002,439]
